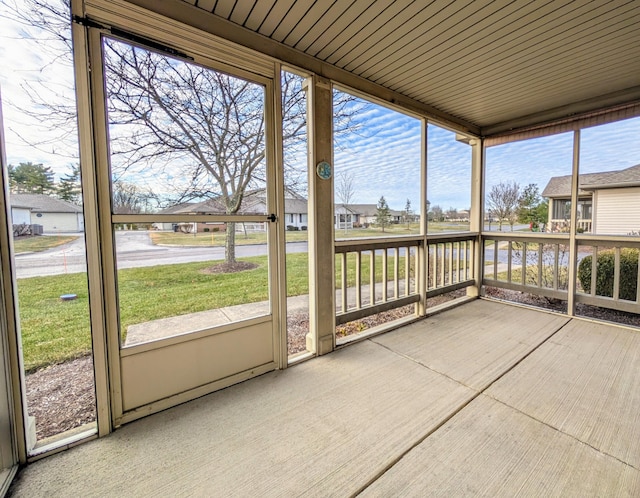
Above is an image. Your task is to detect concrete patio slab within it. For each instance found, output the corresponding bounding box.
[373,299,570,390]
[361,394,640,497]
[10,340,475,497]
[486,318,640,469]
[10,300,640,496]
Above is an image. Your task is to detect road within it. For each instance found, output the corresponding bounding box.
[14,231,308,278]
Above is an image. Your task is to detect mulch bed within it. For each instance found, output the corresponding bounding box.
[26,356,96,440]
[200,261,258,274]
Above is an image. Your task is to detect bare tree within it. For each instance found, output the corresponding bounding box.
[487,181,520,231]
[403,198,413,229]
[336,171,356,234]
[4,0,368,267]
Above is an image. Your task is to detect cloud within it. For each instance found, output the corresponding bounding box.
[0,3,78,177]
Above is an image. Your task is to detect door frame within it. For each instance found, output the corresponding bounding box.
[74,0,286,427]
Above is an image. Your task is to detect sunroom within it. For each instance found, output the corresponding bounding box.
[1,0,640,495]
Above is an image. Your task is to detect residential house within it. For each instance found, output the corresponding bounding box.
[335,204,405,229]
[9,193,84,233]
[542,164,640,234]
[155,189,308,232]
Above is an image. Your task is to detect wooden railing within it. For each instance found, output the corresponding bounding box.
[483,232,640,316]
[334,233,478,326]
[334,236,421,326]
[482,233,570,300]
[426,233,476,298]
[575,236,640,313]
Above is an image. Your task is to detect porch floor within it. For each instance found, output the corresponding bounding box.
[9,299,640,496]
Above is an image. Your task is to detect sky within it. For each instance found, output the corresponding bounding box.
[1,1,639,213]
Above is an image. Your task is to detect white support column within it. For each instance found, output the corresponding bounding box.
[567,130,581,316]
[306,76,335,355]
[468,137,484,297]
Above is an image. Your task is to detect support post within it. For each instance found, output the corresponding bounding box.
[417,119,427,315]
[306,76,335,355]
[468,137,484,297]
[567,130,581,316]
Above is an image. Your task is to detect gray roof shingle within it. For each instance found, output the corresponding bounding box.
[10,194,82,213]
[541,164,640,198]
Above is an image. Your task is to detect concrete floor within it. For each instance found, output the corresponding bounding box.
[9,299,640,496]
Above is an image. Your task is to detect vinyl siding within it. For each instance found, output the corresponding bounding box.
[32,212,81,233]
[593,187,640,235]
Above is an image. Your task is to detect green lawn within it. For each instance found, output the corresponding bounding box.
[17,251,411,372]
[12,235,78,254]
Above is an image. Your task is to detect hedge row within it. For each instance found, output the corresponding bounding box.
[577,248,639,301]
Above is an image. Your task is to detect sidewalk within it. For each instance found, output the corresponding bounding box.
[124,281,413,347]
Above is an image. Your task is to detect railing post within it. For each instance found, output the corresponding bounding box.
[418,118,427,315]
[469,137,484,297]
[567,130,580,316]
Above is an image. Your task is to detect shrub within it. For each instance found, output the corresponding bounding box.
[203,228,210,232]
[577,248,639,301]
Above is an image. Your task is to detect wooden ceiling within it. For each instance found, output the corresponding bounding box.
[158,1,640,135]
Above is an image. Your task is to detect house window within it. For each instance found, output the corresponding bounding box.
[553,200,570,220]
[553,199,592,220]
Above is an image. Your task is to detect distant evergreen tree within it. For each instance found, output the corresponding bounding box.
[57,164,82,204]
[375,196,391,232]
[8,162,55,194]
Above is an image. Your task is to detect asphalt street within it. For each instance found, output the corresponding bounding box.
[14,231,308,278]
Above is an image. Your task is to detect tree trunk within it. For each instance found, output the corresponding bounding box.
[226,222,236,263]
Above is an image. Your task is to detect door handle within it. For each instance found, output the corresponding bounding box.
[267,213,277,223]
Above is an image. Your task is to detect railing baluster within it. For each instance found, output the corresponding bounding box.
[455,241,461,284]
[461,241,467,281]
[537,243,543,288]
[382,248,388,303]
[370,250,375,306]
[636,250,640,304]
[507,241,512,283]
[414,245,419,294]
[554,244,559,291]
[403,246,408,296]
[341,252,347,312]
[469,239,474,281]
[522,242,527,286]
[613,247,620,301]
[590,246,597,296]
[438,244,447,287]
[493,240,498,280]
[355,250,362,309]
[394,247,400,298]
[447,242,453,284]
